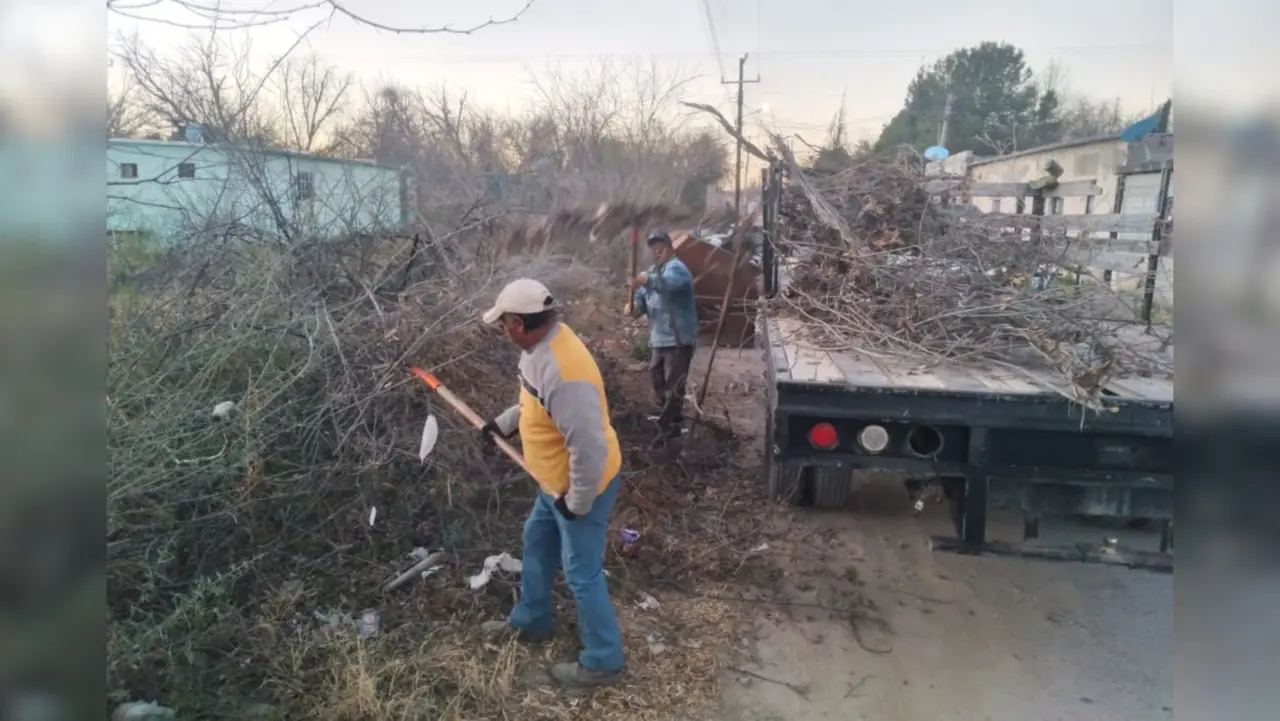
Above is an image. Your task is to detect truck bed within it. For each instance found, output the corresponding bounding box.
[765,315,1173,404]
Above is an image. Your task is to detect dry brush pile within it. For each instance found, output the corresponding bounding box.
[106,38,779,718]
[106,211,777,720]
[772,147,1173,403]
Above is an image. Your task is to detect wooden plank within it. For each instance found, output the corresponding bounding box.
[964,180,1102,199]
[1052,238,1163,257]
[983,213,1157,235]
[966,366,1045,395]
[1063,250,1153,274]
[1104,377,1174,403]
[770,316,846,383]
[929,365,1003,393]
[879,366,949,391]
[826,351,893,388]
[786,343,846,383]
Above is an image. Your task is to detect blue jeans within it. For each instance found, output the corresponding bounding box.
[509,475,624,672]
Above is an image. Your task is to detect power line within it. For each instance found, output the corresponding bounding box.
[315,44,1167,65]
[696,0,728,81]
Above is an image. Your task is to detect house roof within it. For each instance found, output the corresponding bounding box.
[107,137,399,171]
[967,134,1123,168]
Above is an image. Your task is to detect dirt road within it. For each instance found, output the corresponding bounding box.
[692,350,1174,721]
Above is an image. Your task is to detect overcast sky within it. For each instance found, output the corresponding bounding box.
[102,0,1181,144]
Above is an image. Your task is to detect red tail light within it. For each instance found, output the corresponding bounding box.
[808,422,839,450]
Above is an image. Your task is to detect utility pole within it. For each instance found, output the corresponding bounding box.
[723,53,760,216]
[937,89,956,148]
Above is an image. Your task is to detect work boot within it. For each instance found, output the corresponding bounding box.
[481,620,551,645]
[548,661,623,687]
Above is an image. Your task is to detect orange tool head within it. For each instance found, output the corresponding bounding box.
[408,366,441,390]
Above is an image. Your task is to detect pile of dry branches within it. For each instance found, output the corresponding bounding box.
[107,203,779,719]
[772,148,1172,401]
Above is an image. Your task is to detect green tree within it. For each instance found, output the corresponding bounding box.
[874,42,1060,156]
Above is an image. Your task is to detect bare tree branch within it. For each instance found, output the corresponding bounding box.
[273,54,352,152]
[680,101,773,163]
[108,75,149,138]
[107,0,536,34]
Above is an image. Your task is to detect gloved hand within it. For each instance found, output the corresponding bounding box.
[553,495,578,521]
[479,419,505,448]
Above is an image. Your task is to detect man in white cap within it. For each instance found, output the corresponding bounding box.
[478,278,626,687]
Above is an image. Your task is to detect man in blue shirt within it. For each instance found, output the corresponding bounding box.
[627,230,698,433]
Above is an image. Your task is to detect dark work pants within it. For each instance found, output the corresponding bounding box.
[649,344,695,426]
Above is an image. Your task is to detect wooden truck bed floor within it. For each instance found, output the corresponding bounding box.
[766,315,1174,403]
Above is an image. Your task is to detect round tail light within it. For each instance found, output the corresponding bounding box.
[858,425,890,454]
[808,422,839,450]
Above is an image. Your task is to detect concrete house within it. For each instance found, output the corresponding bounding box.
[959,134,1174,311]
[107,136,408,242]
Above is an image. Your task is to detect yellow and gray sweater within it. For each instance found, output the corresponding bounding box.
[494,323,622,514]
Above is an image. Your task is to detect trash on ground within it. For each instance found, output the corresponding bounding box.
[749,542,770,553]
[635,592,661,611]
[418,415,439,462]
[408,547,446,579]
[112,701,177,721]
[469,552,522,590]
[620,527,641,557]
[211,400,236,419]
[408,546,446,579]
[314,608,379,637]
[646,633,668,655]
[367,506,377,527]
[357,609,380,638]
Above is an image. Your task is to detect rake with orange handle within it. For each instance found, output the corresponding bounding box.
[407,366,535,479]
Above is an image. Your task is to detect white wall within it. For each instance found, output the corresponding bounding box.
[107,140,403,242]
[966,139,1172,313]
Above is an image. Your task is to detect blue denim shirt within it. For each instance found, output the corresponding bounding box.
[632,258,698,348]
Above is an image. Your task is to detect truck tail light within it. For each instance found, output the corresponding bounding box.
[808,422,839,450]
[858,424,890,454]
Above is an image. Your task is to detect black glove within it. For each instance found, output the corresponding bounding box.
[479,419,505,448]
[553,495,578,521]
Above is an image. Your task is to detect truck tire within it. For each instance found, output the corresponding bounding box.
[810,466,851,509]
[768,460,802,504]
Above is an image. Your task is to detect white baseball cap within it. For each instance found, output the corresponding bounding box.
[481,278,555,325]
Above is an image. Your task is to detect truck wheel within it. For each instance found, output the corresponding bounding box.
[810,466,850,509]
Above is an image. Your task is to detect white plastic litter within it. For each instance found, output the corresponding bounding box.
[418,415,439,462]
[635,592,660,611]
[410,547,445,580]
[357,609,380,638]
[368,506,377,527]
[750,542,770,553]
[112,701,177,721]
[211,401,237,419]
[468,552,523,590]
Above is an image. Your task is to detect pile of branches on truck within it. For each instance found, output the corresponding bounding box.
[765,140,1172,407]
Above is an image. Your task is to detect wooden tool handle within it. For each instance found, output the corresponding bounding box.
[628,226,639,280]
[408,367,533,476]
